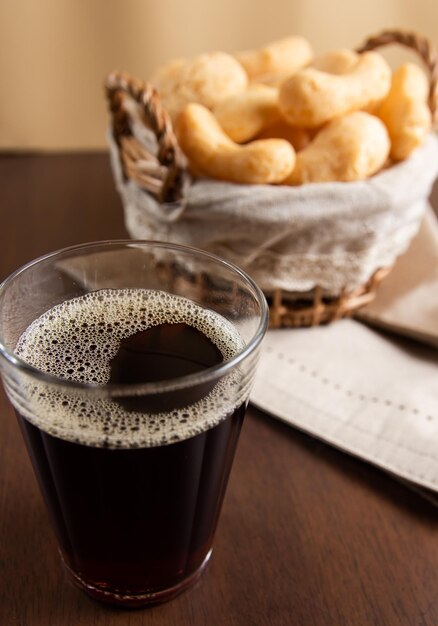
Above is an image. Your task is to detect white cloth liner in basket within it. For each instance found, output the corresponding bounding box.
[109,125,438,298]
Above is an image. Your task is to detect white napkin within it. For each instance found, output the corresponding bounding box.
[251,207,438,493]
[251,320,438,492]
[356,206,438,348]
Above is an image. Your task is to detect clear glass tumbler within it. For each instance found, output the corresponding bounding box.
[0,240,268,607]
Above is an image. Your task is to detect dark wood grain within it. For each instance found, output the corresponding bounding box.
[0,153,437,626]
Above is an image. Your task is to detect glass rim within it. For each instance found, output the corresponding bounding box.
[0,239,269,395]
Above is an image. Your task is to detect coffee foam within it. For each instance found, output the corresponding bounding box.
[13,289,246,448]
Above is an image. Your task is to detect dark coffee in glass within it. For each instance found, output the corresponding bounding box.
[0,242,267,606]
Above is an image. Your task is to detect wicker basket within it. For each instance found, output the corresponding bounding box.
[105,29,438,328]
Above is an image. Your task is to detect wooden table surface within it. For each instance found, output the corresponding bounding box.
[0,153,437,626]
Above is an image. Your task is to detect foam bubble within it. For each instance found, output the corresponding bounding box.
[13,289,246,448]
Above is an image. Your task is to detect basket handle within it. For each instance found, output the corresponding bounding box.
[356,29,438,124]
[105,71,188,204]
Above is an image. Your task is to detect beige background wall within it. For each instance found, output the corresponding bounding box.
[1,0,437,150]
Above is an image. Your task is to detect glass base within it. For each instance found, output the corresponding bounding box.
[61,550,212,607]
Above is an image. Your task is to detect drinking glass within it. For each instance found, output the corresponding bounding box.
[0,240,268,606]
